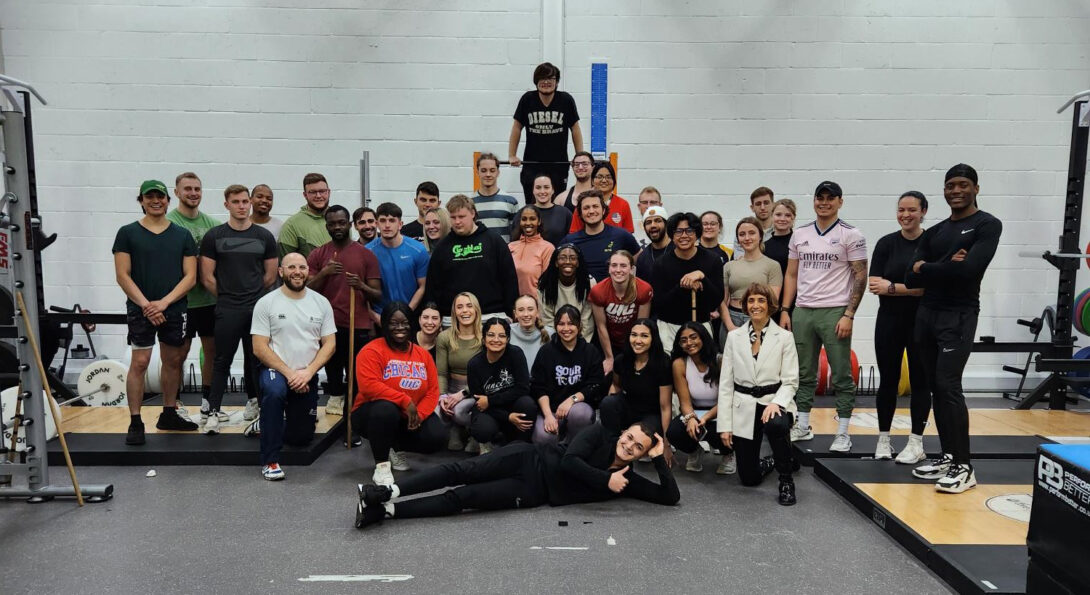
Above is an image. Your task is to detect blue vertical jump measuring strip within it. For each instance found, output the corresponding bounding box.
[590,62,608,157]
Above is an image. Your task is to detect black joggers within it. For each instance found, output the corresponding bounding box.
[207,306,258,412]
[914,305,977,465]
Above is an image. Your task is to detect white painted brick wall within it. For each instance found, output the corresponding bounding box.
[2,0,1089,390]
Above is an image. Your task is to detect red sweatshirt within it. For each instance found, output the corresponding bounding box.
[354,338,439,419]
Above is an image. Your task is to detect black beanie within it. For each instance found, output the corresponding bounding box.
[945,163,978,184]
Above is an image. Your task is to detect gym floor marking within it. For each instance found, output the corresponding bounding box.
[57,405,339,434]
[529,546,590,551]
[854,483,1032,545]
[298,575,413,582]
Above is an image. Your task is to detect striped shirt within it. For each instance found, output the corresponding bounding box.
[473,191,519,241]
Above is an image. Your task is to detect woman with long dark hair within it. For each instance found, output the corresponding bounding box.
[538,243,594,341]
[568,161,634,233]
[530,304,605,445]
[465,318,537,454]
[665,322,734,474]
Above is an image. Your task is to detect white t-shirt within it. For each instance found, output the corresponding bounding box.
[251,287,336,370]
[253,216,284,241]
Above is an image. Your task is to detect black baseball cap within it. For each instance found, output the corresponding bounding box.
[814,181,842,198]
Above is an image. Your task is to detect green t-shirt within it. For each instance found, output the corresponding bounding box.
[166,208,220,308]
[279,206,331,259]
[111,221,197,314]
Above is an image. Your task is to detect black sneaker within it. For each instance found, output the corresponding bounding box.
[156,408,199,432]
[778,476,797,506]
[758,455,776,478]
[345,434,363,448]
[125,422,145,446]
[362,483,393,507]
[355,483,389,529]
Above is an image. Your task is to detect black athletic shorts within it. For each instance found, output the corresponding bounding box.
[127,303,186,348]
[184,305,216,339]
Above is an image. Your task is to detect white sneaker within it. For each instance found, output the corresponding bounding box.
[261,463,285,481]
[913,453,953,479]
[200,410,229,425]
[790,424,813,442]
[243,419,260,437]
[685,451,704,472]
[464,437,480,454]
[204,413,221,435]
[895,435,926,465]
[875,435,894,460]
[389,450,411,471]
[447,427,465,451]
[829,433,852,452]
[176,403,194,423]
[243,398,260,421]
[478,442,494,456]
[325,395,345,416]
[372,461,394,486]
[716,453,737,475]
[935,463,977,494]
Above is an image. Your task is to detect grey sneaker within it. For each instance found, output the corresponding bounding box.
[389,450,411,471]
[875,435,894,460]
[243,398,260,421]
[896,435,926,465]
[478,442,494,456]
[790,424,813,442]
[464,437,480,454]
[715,453,737,475]
[829,433,852,452]
[325,395,345,416]
[684,451,704,473]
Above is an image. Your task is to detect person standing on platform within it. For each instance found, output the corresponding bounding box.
[868,192,930,463]
[307,205,382,419]
[166,172,219,422]
[906,164,1001,494]
[365,202,429,318]
[200,185,279,435]
[569,162,634,234]
[114,180,200,445]
[650,212,725,351]
[278,173,332,258]
[250,252,336,480]
[561,190,639,283]
[529,175,572,247]
[424,195,519,323]
[779,181,867,453]
[472,153,520,242]
[509,62,583,203]
[555,151,595,212]
[401,181,440,243]
[633,186,664,249]
[353,207,378,244]
[249,184,283,239]
[634,206,670,283]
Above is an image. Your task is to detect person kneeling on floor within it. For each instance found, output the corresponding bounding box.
[354,421,679,528]
[352,302,447,486]
[718,282,800,505]
[250,252,336,481]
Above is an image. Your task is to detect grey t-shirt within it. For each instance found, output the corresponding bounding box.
[723,255,783,301]
[200,223,278,309]
[250,287,336,370]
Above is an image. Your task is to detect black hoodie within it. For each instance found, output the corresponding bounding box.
[530,336,606,410]
[424,224,519,316]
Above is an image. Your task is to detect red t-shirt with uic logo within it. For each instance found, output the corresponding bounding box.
[587,277,654,351]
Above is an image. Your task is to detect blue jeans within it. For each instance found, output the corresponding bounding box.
[258,366,319,465]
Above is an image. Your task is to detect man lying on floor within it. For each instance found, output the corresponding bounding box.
[354,421,679,528]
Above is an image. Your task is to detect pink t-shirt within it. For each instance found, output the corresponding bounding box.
[788,219,867,308]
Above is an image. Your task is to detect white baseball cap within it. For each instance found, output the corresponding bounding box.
[643,206,668,222]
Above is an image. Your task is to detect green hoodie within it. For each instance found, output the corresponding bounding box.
[278,206,331,259]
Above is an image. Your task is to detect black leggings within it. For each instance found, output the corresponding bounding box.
[468,395,538,444]
[874,307,930,434]
[208,306,258,411]
[351,400,447,464]
[665,416,730,455]
[599,394,662,435]
[393,442,549,518]
[734,405,794,486]
[915,306,976,465]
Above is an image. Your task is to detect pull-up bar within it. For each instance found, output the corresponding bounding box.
[472,151,618,192]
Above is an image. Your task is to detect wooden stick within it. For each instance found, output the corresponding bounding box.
[7,382,22,463]
[346,288,355,449]
[16,291,84,506]
[691,288,698,322]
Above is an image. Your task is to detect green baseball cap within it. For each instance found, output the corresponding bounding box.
[139,179,168,196]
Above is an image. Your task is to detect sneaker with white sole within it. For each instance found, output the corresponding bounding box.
[464,437,480,454]
[200,410,229,426]
[372,461,394,486]
[204,413,221,435]
[243,418,261,437]
[685,451,704,472]
[913,453,953,479]
[874,435,894,460]
[935,463,977,494]
[325,395,345,416]
[262,463,285,481]
[243,398,260,421]
[389,450,411,471]
[829,433,852,452]
[716,453,737,475]
[176,403,194,423]
[790,424,813,442]
[478,442,494,456]
[896,435,926,465]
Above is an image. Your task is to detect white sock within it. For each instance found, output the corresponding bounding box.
[909,433,923,443]
[390,483,401,500]
[384,501,395,517]
[837,415,850,435]
[878,431,890,441]
[798,411,810,428]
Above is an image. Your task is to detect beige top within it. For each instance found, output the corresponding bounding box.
[723,255,783,301]
[539,279,595,342]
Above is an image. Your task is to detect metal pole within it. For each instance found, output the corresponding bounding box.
[359,150,370,208]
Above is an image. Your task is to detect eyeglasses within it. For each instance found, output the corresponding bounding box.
[572,161,593,168]
[306,189,330,197]
[593,174,614,181]
[673,227,697,236]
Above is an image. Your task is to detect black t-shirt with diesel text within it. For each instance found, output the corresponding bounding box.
[514,91,580,163]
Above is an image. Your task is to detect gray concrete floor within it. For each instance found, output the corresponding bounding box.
[0,442,952,595]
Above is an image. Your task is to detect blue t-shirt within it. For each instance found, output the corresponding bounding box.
[561,226,640,283]
[365,236,430,312]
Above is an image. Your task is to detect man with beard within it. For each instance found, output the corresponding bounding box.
[650,212,725,350]
[509,62,583,203]
[555,151,595,212]
[250,252,336,480]
[633,186,663,249]
[307,206,382,418]
[353,207,378,244]
[249,184,283,238]
[278,172,332,258]
[561,190,639,282]
[635,206,670,283]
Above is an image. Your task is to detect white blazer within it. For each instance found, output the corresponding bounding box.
[716,320,799,440]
